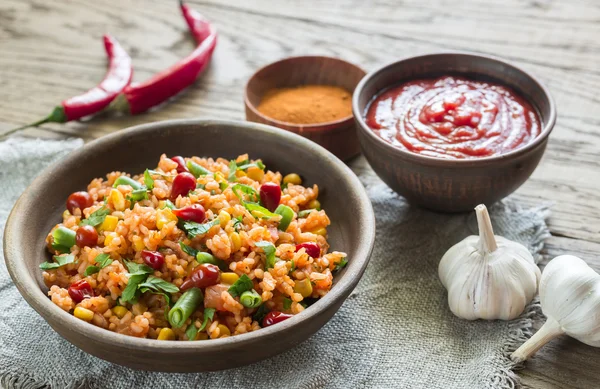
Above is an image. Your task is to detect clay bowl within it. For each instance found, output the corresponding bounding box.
[245,56,366,161]
[353,52,556,212]
[4,119,375,372]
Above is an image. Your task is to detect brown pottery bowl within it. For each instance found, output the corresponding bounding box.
[353,52,556,212]
[245,56,366,161]
[4,119,375,372]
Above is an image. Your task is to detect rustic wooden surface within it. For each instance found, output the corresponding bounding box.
[0,0,598,387]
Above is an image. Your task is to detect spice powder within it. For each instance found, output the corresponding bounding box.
[257,85,352,125]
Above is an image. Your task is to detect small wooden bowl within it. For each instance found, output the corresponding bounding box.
[245,56,366,161]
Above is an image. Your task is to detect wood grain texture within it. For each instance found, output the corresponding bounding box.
[0,0,599,387]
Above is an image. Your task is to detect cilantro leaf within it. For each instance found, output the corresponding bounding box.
[232,184,259,203]
[39,254,75,270]
[84,253,112,276]
[228,160,238,182]
[198,307,215,331]
[253,304,270,325]
[283,297,292,310]
[233,215,243,231]
[186,324,199,341]
[144,169,154,190]
[138,275,179,294]
[180,242,199,257]
[125,261,154,276]
[122,274,146,303]
[80,206,110,227]
[335,257,348,271]
[228,274,254,297]
[180,218,221,239]
[255,241,277,269]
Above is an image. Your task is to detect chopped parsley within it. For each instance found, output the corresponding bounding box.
[39,254,75,270]
[253,304,270,325]
[121,261,154,303]
[227,274,254,297]
[227,160,238,182]
[335,257,348,271]
[79,206,110,227]
[198,307,215,331]
[283,297,292,310]
[232,215,243,231]
[232,184,259,203]
[143,169,155,190]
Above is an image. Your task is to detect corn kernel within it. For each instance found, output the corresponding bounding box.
[219,210,231,227]
[133,237,145,252]
[214,172,225,183]
[74,307,94,322]
[229,232,241,251]
[217,324,231,337]
[109,188,126,211]
[156,208,177,229]
[307,199,321,210]
[157,328,176,340]
[235,170,247,178]
[112,306,128,319]
[221,272,239,285]
[246,166,264,182]
[312,227,327,236]
[197,332,209,340]
[62,209,71,219]
[283,173,302,185]
[104,233,115,246]
[294,278,313,298]
[99,215,118,232]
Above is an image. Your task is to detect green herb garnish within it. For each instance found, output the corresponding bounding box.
[121,261,154,303]
[228,160,238,182]
[80,206,110,227]
[297,209,313,218]
[283,297,292,310]
[180,218,221,239]
[138,275,179,305]
[39,254,75,270]
[255,241,277,269]
[253,304,270,324]
[233,215,243,231]
[180,242,199,258]
[335,257,348,271]
[232,184,259,203]
[198,307,215,331]
[144,169,155,190]
[228,274,254,298]
[83,253,112,276]
[186,324,199,341]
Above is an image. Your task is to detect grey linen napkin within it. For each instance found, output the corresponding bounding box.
[0,138,550,389]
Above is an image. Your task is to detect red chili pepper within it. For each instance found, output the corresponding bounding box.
[113,2,217,115]
[6,35,132,135]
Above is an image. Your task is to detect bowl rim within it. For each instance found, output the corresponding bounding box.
[244,55,366,132]
[4,118,376,354]
[352,51,557,167]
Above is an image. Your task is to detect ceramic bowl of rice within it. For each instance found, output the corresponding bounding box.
[4,119,375,372]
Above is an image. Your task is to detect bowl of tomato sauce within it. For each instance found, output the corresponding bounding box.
[353,52,556,212]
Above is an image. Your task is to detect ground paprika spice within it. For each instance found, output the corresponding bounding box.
[257,85,352,124]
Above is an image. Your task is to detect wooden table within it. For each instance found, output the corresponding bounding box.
[1,0,598,387]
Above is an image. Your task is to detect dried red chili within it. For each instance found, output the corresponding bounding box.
[7,35,132,135]
[112,2,217,115]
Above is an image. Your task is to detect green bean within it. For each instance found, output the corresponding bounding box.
[196,252,228,271]
[168,288,203,328]
[240,290,262,308]
[113,176,143,190]
[187,160,213,178]
[275,204,294,231]
[52,226,76,253]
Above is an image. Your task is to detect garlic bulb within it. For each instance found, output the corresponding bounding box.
[438,204,540,320]
[512,255,600,362]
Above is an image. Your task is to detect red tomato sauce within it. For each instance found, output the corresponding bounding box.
[364,76,542,159]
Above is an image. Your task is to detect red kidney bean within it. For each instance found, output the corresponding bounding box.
[141,250,165,270]
[171,156,189,173]
[181,264,220,291]
[66,191,93,214]
[262,311,293,327]
[68,280,94,303]
[76,225,99,248]
[171,172,196,200]
[259,182,281,212]
[295,242,320,258]
[172,204,206,223]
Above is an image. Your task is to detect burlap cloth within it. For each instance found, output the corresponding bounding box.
[0,138,549,389]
